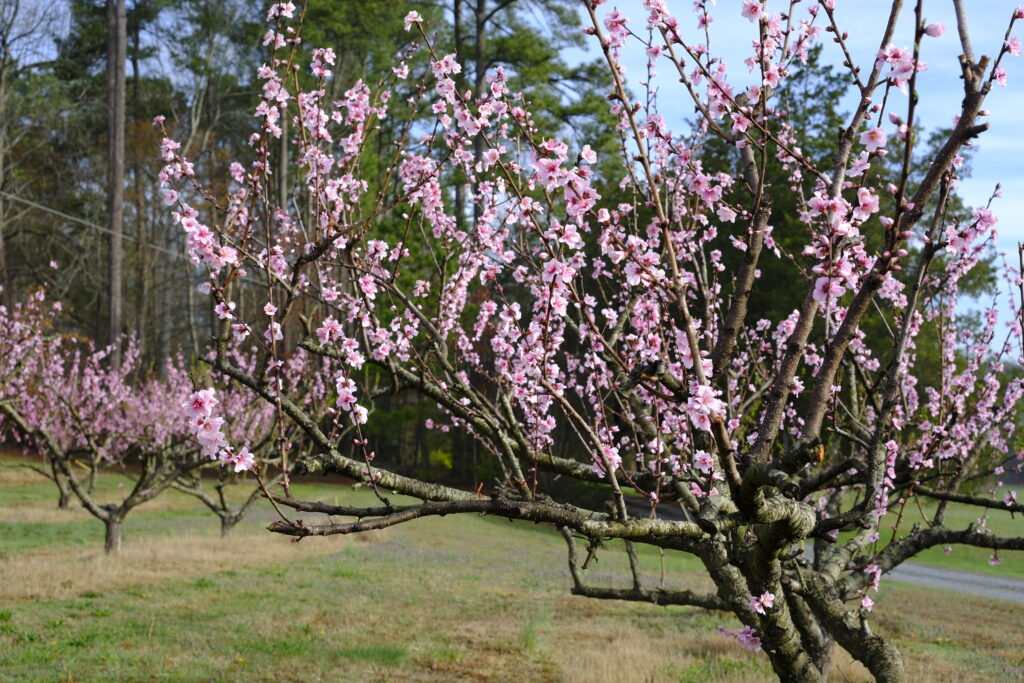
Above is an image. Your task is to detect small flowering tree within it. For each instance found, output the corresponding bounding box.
[160,2,1024,680]
[0,289,74,508]
[0,294,213,553]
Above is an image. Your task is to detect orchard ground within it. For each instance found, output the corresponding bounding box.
[1,463,1022,682]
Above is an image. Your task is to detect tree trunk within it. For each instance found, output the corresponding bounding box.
[803,578,906,682]
[104,513,124,554]
[52,460,71,510]
[186,264,199,357]
[0,43,9,308]
[220,515,240,538]
[130,6,147,363]
[157,232,174,369]
[106,0,127,366]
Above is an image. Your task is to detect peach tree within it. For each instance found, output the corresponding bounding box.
[161,2,1024,679]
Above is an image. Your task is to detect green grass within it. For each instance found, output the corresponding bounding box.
[875,486,1024,577]
[672,655,776,683]
[1,465,1023,681]
[520,608,553,651]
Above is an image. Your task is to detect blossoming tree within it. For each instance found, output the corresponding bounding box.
[161,2,1024,680]
[0,292,296,552]
[0,292,210,553]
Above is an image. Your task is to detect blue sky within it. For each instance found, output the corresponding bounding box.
[569,1,1024,331]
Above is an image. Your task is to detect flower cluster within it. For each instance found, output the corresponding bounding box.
[717,625,762,652]
[183,388,255,472]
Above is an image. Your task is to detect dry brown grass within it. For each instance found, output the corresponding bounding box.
[0,494,201,524]
[0,504,94,524]
[547,579,1021,683]
[557,614,769,682]
[0,463,53,487]
[0,529,387,605]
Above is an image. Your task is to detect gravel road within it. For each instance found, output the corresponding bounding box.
[887,562,1024,603]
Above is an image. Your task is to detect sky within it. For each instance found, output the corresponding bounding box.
[568,1,1024,332]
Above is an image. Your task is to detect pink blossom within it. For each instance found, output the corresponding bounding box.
[183,389,218,418]
[923,23,945,38]
[316,317,343,344]
[264,321,283,343]
[593,444,622,475]
[688,385,726,424]
[1006,36,1022,57]
[848,151,871,177]
[227,446,255,472]
[336,376,358,411]
[736,626,761,651]
[876,44,916,91]
[813,277,846,303]
[973,206,998,230]
[748,591,775,614]
[403,11,422,31]
[432,54,462,78]
[693,450,714,473]
[741,1,762,23]
[860,127,887,153]
[266,3,295,21]
[359,275,378,300]
[215,301,236,320]
[853,187,879,221]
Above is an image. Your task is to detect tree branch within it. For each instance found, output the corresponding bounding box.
[268,496,705,541]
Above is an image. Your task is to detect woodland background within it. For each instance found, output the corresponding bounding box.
[0,0,1009,489]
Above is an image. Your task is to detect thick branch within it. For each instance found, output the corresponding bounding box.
[268,496,705,541]
[559,527,724,609]
[802,575,905,682]
[914,486,1024,514]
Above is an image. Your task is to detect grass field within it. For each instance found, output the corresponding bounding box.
[876,485,1024,576]
[1,465,1023,681]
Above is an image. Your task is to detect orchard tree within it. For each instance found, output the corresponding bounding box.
[0,290,254,553]
[160,2,1024,680]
